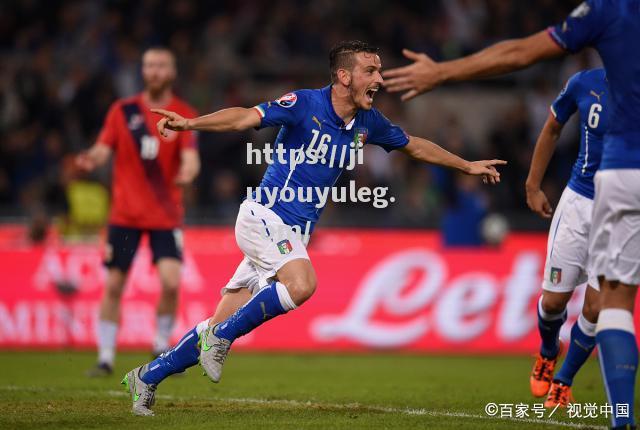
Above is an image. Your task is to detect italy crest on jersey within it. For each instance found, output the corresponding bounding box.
[353,127,368,147]
[277,239,293,255]
[550,267,562,285]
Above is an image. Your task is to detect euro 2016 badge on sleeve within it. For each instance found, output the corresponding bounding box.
[277,239,293,255]
[275,93,297,108]
[550,267,562,285]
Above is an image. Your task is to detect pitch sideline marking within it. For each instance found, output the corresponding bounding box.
[206,396,606,429]
[0,385,606,429]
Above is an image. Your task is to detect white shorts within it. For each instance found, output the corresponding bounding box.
[542,187,598,293]
[589,169,640,286]
[221,200,310,295]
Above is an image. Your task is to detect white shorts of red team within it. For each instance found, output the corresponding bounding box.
[221,200,310,296]
[588,169,640,286]
[542,186,599,293]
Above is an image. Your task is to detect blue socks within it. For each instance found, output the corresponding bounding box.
[537,297,567,358]
[215,282,296,343]
[138,283,297,385]
[596,309,637,428]
[554,314,596,386]
[140,326,200,385]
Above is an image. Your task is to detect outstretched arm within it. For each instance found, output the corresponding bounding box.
[76,143,112,172]
[152,107,262,137]
[525,113,564,218]
[384,30,565,101]
[401,136,506,183]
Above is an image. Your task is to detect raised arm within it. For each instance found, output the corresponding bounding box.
[152,107,262,137]
[401,136,506,183]
[525,113,565,218]
[384,30,565,101]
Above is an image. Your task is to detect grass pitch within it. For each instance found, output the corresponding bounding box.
[0,351,614,429]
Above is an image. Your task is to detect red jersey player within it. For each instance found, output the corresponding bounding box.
[77,47,200,376]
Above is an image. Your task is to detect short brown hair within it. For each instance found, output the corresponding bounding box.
[142,46,176,67]
[329,40,379,83]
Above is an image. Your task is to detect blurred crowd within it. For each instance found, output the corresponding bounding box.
[0,0,601,240]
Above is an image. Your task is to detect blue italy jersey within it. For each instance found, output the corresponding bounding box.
[551,68,608,199]
[252,85,409,232]
[548,0,640,169]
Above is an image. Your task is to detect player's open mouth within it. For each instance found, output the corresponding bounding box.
[365,87,379,103]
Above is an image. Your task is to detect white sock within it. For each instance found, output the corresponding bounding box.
[97,320,118,365]
[275,282,297,311]
[577,313,597,337]
[154,314,175,353]
[596,308,635,335]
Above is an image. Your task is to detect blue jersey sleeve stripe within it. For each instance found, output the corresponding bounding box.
[547,27,569,51]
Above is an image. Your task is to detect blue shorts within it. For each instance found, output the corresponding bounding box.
[104,225,183,272]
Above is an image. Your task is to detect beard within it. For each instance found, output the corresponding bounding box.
[144,78,172,96]
[348,84,365,109]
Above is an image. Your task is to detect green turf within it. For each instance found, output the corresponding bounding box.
[0,351,619,429]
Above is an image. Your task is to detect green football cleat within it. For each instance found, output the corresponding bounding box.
[199,326,231,383]
[121,366,157,416]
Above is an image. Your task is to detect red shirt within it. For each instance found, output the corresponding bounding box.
[97,94,197,229]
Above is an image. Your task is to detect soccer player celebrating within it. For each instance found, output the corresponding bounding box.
[527,68,608,407]
[120,40,506,416]
[77,47,200,376]
[385,2,640,428]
